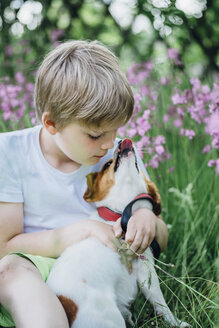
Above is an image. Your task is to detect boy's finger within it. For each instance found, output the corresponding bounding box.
[129,230,143,252]
[125,219,136,245]
[139,236,150,253]
[113,218,122,237]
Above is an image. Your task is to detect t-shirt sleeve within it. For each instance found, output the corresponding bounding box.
[0,148,23,203]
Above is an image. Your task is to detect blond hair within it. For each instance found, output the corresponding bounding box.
[34,40,134,130]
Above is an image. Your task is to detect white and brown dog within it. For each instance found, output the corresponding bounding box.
[47,139,190,328]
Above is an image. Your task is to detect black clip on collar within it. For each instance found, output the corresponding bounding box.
[121,196,161,259]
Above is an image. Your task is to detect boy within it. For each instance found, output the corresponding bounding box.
[0,40,168,328]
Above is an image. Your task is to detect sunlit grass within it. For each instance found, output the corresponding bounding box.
[131,123,219,327]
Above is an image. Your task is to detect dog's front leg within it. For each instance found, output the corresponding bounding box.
[132,250,190,327]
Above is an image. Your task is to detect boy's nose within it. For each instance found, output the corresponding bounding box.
[101,139,114,150]
[101,132,116,150]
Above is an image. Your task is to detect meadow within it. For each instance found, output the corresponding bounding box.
[122,54,219,327]
[0,47,219,327]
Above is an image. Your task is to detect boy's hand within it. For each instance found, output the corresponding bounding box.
[87,220,117,251]
[113,208,156,254]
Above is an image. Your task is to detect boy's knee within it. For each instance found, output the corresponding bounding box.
[0,254,39,284]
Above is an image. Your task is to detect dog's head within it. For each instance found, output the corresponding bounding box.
[84,139,161,215]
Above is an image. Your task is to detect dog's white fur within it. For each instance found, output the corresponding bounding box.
[47,144,190,328]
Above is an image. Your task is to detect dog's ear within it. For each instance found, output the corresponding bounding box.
[145,179,162,216]
[84,172,98,202]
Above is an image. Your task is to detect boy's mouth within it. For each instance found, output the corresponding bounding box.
[95,154,106,158]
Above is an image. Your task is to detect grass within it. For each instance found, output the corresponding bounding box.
[130,126,219,327]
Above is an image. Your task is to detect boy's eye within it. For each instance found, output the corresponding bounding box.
[88,134,103,140]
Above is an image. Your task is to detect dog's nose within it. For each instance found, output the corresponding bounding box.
[120,139,133,152]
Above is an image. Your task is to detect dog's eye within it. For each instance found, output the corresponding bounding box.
[102,160,113,171]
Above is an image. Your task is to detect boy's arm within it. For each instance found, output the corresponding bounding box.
[113,208,168,254]
[0,202,116,259]
[126,208,168,252]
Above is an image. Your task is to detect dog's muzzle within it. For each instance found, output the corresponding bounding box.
[114,139,138,172]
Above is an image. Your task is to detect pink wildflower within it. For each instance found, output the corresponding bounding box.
[174,118,183,128]
[208,160,216,167]
[167,48,181,66]
[1,102,10,112]
[190,77,201,91]
[168,166,174,173]
[161,77,168,85]
[26,83,34,92]
[144,61,153,71]
[176,107,185,116]
[141,136,151,146]
[118,126,126,138]
[171,93,187,105]
[155,145,165,155]
[15,72,25,84]
[206,113,219,136]
[5,45,13,56]
[212,138,219,149]
[127,128,137,138]
[142,110,150,120]
[137,127,146,136]
[50,29,64,42]
[202,145,211,154]
[210,83,219,105]
[147,147,153,155]
[202,85,210,94]
[180,128,196,139]
[216,160,219,174]
[140,86,149,96]
[3,111,13,121]
[154,135,165,145]
[209,104,219,114]
[31,117,37,125]
[149,155,159,168]
[133,93,142,114]
[163,114,169,122]
[208,159,219,174]
[29,110,36,118]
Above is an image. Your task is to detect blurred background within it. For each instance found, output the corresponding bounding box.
[1,0,219,76]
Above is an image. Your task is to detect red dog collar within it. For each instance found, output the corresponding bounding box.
[97,207,121,222]
[97,193,153,222]
[97,193,160,259]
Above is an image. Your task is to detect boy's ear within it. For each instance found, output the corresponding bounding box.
[42,112,57,135]
[84,172,98,202]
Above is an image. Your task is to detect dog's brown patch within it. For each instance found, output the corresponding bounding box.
[143,173,161,216]
[84,158,162,217]
[84,159,115,202]
[58,295,78,326]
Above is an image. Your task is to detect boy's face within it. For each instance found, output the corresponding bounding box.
[52,120,121,166]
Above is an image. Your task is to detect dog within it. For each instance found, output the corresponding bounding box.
[47,138,190,328]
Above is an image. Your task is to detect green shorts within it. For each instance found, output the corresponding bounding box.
[0,253,56,327]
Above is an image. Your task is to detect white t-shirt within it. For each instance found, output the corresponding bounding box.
[0,125,149,233]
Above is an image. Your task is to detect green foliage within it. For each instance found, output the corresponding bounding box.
[1,0,219,79]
